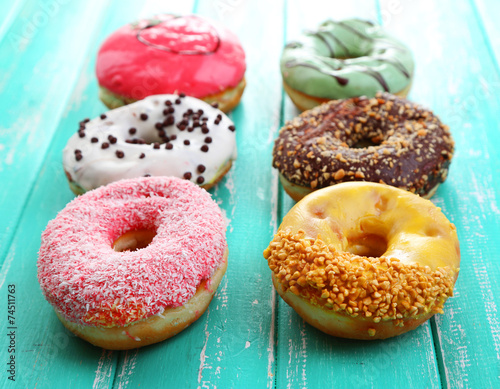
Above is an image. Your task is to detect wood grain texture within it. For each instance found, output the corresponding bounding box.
[0,1,195,388]
[0,0,110,264]
[0,0,499,388]
[472,0,500,74]
[379,0,500,387]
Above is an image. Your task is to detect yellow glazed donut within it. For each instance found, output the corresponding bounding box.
[263,182,460,340]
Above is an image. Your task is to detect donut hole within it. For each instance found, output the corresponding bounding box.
[346,233,388,258]
[351,137,381,149]
[136,132,168,145]
[424,226,441,238]
[113,229,157,252]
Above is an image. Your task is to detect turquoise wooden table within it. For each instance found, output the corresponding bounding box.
[1,0,499,388]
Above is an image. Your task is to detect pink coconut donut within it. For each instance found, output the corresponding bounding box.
[37,176,228,350]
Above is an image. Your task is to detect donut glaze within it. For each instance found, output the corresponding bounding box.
[96,14,246,102]
[63,94,236,194]
[38,177,227,348]
[273,93,454,201]
[264,182,460,339]
[281,19,414,111]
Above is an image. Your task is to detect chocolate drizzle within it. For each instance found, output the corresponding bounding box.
[285,60,349,86]
[374,56,411,78]
[346,65,390,91]
[317,30,350,56]
[136,16,221,55]
[286,20,413,91]
[307,30,335,57]
[334,21,373,41]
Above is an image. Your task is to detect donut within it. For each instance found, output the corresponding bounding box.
[263,182,460,340]
[272,93,454,202]
[281,19,414,111]
[96,14,246,113]
[37,176,228,350]
[63,94,236,195]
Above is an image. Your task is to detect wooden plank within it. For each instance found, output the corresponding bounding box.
[0,0,25,43]
[274,1,442,388]
[0,0,499,388]
[0,1,194,388]
[472,0,500,73]
[114,0,285,387]
[378,0,500,387]
[0,0,110,264]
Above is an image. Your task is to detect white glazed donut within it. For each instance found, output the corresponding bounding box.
[63,94,236,194]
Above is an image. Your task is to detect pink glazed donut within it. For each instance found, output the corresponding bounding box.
[96,14,246,113]
[37,176,228,350]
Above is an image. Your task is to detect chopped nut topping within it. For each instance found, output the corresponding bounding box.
[271,93,454,197]
[264,230,455,324]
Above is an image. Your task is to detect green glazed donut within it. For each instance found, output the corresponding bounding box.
[281,19,414,111]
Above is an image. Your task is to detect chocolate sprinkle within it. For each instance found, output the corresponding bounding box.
[78,131,85,138]
[175,99,181,104]
[211,102,219,108]
[201,145,209,152]
[76,154,83,161]
[116,150,125,158]
[170,134,177,141]
[184,140,190,145]
[129,127,137,135]
[228,125,235,131]
[101,142,109,149]
[91,137,98,143]
[202,128,209,134]
[196,176,205,184]
[179,93,186,98]
[165,100,172,106]
[108,135,117,144]
[140,113,148,121]
[100,114,107,120]
[204,137,212,144]
[139,153,145,159]
[197,164,206,173]
[153,143,160,149]
[155,122,163,130]
[164,116,175,126]
[183,172,192,179]
[165,143,173,150]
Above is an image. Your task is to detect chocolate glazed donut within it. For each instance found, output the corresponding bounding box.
[272,93,454,201]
